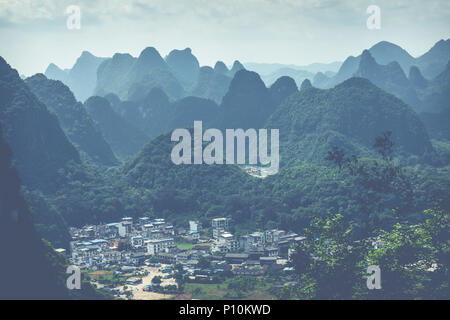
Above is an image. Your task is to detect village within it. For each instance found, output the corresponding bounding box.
[62,216,305,299]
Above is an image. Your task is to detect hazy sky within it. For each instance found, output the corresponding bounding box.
[1,0,449,76]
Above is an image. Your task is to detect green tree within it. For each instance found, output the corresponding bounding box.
[365,208,449,299]
[291,213,367,299]
[325,131,415,236]
[291,209,449,299]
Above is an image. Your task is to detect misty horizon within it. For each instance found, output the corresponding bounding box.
[20,38,448,78]
[1,0,449,76]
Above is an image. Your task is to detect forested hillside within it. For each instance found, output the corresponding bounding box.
[0,57,80,193]
[0,123,109,299]
[267,77,435,167]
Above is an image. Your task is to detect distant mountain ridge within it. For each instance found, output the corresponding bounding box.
[166,48,200,88]
[417,61,450,140]
[95,53,136,98]
[94,47,248,105]
[314,39,450,89]
[25,74,118,166]
[189,66,232,104]
[214,70,276,130]
[245,61,341,88]
[245,61,341,76]
[268,76,298,106]
[260,68,315,88]
[45,51,107,102]
[84,96,150,160]
[354,50,421,110]
[103,89,221,142]
[46,47,250,106]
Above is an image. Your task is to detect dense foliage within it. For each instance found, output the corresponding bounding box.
[267,77,436,167]
[288,209,449,299]
[0,123,110,299]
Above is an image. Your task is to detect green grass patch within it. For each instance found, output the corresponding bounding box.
[85,270,128,286]
[176,243,197,249]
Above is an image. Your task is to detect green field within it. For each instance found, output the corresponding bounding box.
[85,269,129,286]
[176,243,197,249]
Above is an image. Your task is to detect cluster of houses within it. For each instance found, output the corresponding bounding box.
[68,216,305,277]
[208,218,305,275]
[209,218,302,257]
[69,217,176,268]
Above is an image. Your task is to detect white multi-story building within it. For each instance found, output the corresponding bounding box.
[240,232,265,251]
[249,232,265,245]
[146,238,174,255]
[71,246,100,267]
[211,217,231,230]
[131,235,145,248]
[189,220,201,233]
[211,232,239,253]
[118,221,132,237]
[213,227,225,239]
[101,249,122,264]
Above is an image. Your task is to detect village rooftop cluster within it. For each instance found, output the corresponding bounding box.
[66,216,305,277]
